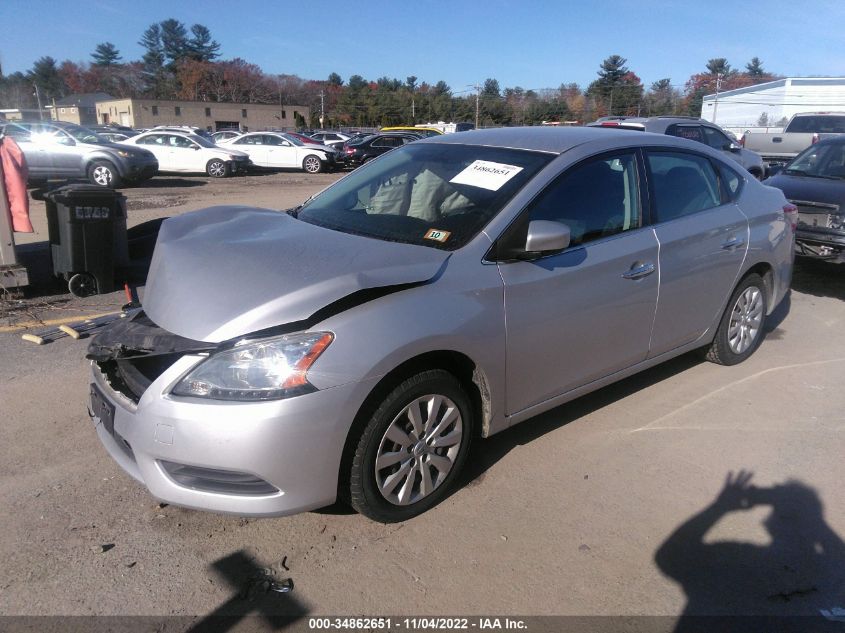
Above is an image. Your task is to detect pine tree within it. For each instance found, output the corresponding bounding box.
[160,19,189,68]
[91,42,122,66]
[706,58,732,76]
[28,56,66,100]
[187,24,220,62]
[746,57,765,77]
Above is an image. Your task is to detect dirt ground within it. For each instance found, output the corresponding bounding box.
[1,172,844,632]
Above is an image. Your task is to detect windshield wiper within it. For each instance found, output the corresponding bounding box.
[784,168,842,180]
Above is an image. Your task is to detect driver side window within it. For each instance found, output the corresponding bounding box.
[528,152,641,247]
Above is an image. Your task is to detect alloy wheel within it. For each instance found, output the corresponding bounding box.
[375,394,463,506]
[92,165,113,186]
[728,286,763,354]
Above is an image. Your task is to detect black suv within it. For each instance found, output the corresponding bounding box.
[2,121,158,188]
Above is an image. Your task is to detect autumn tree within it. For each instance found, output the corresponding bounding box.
[586,55,643,117]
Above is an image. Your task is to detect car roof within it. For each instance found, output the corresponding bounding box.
[417,126,649,153]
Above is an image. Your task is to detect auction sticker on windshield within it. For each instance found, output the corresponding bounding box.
[424,228,451,242]
[450,160,524,191]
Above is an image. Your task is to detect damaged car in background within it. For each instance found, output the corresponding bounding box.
[87,128,796,523]
[765,135,845,263]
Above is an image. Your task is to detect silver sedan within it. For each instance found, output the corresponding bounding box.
[88,127,796,522]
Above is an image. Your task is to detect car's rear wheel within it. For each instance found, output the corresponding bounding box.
[302,155,323,174]
[88,161,121,188]
[705,273,767,365]
[349,370,473,523]
[206,159,229,178]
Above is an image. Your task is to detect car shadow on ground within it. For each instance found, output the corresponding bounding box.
[132,177,207,189]
[458,351,705,491]
[654,471,845,632]
[791,259,845,300]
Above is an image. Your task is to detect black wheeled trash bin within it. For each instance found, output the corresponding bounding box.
[43,184,128,297]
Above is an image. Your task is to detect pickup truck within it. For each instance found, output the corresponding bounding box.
[741,112,845,167]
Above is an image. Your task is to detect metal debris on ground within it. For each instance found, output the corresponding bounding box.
[90,543,115,553]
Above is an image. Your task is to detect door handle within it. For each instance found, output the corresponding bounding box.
[721,236,745,250]
[622,262,655,280]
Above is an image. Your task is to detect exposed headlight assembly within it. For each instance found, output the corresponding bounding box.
[171,332,333,401]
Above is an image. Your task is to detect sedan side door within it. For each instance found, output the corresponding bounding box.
[645,150,748,357]
[263,135,298,168]
[231,135,268,167]
[497,150,660,415]
[133,134,172,170]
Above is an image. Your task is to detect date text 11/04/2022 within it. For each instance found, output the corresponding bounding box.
[308,617,528,629]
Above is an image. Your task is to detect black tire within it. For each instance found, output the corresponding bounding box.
[349,370,474,523]
[87,160,121,188]
[206,159,229,178]
[705,273,767,365]
[68,273,98,297]
[302,154,323,174]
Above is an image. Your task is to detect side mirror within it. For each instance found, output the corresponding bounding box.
[192,145,201,150]
[766,164,783,177]
[524,220,571,256]
[727,143,741,153]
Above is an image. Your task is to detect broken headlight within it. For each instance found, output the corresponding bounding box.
[171,332,333,401]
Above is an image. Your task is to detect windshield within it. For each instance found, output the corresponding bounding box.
[785,142,845,179]
[63,125,103,144]
[281,133,304,146]
[190,134,217,148]
[298,142,553,250]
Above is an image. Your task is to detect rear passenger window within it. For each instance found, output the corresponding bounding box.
[647,152,722,222]
[528,152,640,246]
[717,162,743,199]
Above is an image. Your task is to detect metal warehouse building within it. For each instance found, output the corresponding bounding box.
[701,77,845,134]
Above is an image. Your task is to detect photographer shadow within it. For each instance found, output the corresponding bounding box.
[655,471,845,632]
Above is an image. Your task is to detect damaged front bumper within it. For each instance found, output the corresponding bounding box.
[87,312,376,516]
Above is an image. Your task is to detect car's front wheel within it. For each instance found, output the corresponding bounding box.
[88,160,121,188]
[302,155,324,174]
[349,370,474,522]
[206,159,229,178]
[705,273,768,365]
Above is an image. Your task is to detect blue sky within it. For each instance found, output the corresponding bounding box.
[1,0,841,93]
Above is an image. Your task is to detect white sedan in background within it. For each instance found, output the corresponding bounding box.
[220,132,342,173]
[121,131,251,177]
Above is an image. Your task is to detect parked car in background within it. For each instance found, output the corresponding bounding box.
[211,130,242,144]
[741,112,845,169]
[121,131,251,177]
[341,132,422,166]
[381,126,443,137]
[148,125,215,142]
[89,125,138,143]
[284,131,328,146]
[88,127,794,522]
[764,136,845,262]
[588,116,765,179]
[309,131,352,148]
[1,121,157,188]
[219,132,342,173]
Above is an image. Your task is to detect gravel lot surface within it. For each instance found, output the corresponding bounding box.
[1,172,844,631]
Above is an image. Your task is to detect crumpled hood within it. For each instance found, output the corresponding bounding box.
[143,206,449,342]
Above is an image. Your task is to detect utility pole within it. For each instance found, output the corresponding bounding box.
[33,83,43,121]
[475,84,480,129]
[712,74,723,123]
[319,90,325,129]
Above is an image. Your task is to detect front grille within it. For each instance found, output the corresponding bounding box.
[792,200,840,231]
[797,212,833,229]
[97,353,183,403]
[159,461,279,496]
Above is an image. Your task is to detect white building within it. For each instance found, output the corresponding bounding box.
[701,77,845,136]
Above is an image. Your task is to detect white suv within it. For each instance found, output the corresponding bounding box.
[121,131,251,177]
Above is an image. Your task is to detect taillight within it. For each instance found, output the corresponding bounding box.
[345,148,355,154]
[784,203,798,232]
[600,121,620,127]
[812,133,820,145]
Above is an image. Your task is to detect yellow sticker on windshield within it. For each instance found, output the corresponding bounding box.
[424,229,451,243]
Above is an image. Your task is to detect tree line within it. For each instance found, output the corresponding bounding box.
[0,19,780,128]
